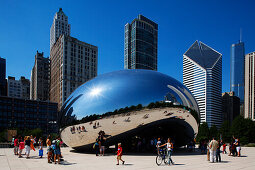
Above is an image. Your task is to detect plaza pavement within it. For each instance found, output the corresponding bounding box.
[0,147,254,170]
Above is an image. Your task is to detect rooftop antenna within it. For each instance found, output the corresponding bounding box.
[240,28,242,43]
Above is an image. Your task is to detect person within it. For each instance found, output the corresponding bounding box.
[116,143,125,165]
[228,142,232,156]
[98,133,106,156]
[159,138,174,165]
[54,136,61,164]
[235,138,241,157]
[207,140,210,161]
[30,135,36,151]
[46,135,52,163]
[223,142,227,154]
[216,140,221,162]
[25,136,31,159]
[38,137,43,158]
[11,136,15,148]
[209,137,218,163]
[94,139,100,156]
[14,136,19,155]
[156,138,161,154]
[18,137,25,158]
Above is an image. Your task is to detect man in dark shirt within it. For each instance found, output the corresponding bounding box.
[25,137,31,159]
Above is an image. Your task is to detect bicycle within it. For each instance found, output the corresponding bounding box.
[156,148,169,166]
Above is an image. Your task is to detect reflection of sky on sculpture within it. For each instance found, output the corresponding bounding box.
[62,70,198,120]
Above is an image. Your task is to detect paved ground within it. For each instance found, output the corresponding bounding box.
[0,147,254,170]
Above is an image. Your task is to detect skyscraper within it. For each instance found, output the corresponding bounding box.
[222,91,240,125]
[183,41,222,127]
[230,41,245,114]
[7,76,30,99]
[50,8,71,50]
[0,57,7,96]
[50,35,98,109]
[124,15,158,70]
[30,51,50,101]
[244,52,255,121]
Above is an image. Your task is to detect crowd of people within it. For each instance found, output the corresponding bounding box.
[12,135,63,164]
[199,136,241,163]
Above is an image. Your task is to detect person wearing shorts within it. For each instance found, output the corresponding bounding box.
[46,135,52,163]
[116,143,125,165]
[54,136,61,164]
[14,136,19,155]
[236,138,241,157]
[25,137,31,159]
[18,137,24,158]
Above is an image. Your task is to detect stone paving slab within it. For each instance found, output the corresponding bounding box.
[0,147,254,170]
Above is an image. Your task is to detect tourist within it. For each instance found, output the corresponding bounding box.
[232,140,237,156]
[235,138,241,157]
[25,136,31,159]
[116,143,125,165]
[46,135,52,163]
[30,135,36,151]
[14,136,19,155]
[94,139,100,156]
[207,140,210,161]
[38,137,43,158]
[216,140,221,162]
[18,137,25,158]
[156,137,161,154]
[99,133,106,156]
[54,136,61,164]
[11,136,15,148]
[209,137,218,163]
[159,138,174,165]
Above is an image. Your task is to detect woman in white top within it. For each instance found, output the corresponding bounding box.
[160,138,174,165]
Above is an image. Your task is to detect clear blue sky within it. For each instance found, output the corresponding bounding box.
[1,0,255,93]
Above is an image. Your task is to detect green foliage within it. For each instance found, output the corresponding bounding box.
[230,116,255,145]
[219,121,231,142]
[196,122,210,142]
[209,125,218,139]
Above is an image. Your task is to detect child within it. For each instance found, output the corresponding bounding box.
[116,143,125,165]
[38,137,43,158]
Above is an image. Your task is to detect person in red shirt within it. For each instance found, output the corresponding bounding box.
[14,136,19,155]
[116,143,125,165]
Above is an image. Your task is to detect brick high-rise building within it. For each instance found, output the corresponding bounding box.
[30,51,50,101]
[50,35,98,109]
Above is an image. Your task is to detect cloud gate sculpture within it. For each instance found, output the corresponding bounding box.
[60,70,199,151]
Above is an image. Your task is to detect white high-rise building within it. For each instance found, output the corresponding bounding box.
[244,52,255,121]
[50,8,71,50]
[183,41,222,127]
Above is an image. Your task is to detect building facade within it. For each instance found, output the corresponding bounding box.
[50,8,70,50]
[183,41,222,127]
[0,57,7,96]
[7,76,30,99]
[0,96,58,133]
[222,91,240,125]
[30,51,50,101]
[50,34,98,109]
[124,15,158,70]
[244,52,255,120]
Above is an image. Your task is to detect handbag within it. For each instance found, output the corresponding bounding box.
[39,149,43,156]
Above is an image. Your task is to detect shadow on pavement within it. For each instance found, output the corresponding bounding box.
[60,160,77,165]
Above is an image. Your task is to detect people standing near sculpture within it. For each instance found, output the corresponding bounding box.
[209,137,218,163]
[216,140,221,162]
[235,138,241,157]
[116,143,125,165]
[25,136,31,159]
[18,137,25,158]
[46,135,52,163]
[14,136,19,155]
[98,131,106,156]
[38,137,43,158]
[156,137,161,154]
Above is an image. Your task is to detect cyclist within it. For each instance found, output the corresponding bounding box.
[159,138,174,165]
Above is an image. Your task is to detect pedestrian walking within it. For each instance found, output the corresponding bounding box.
[159,138,174,165]
[14,136,19,155]
[46,135,52,163]
[116,143,125,165]
[235,138,241,157]
[18,137,24,158]
[216,140,221,162]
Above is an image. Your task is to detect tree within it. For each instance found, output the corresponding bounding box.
[219,121,231,142]
[231,116,255,144]
[196,122,210,142]
[209,125,218,139]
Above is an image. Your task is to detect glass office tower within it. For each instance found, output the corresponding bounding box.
[230,41,245,104]
[124,15,158,70]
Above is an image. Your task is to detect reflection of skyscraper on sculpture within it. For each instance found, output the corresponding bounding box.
[183,41,222,127]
